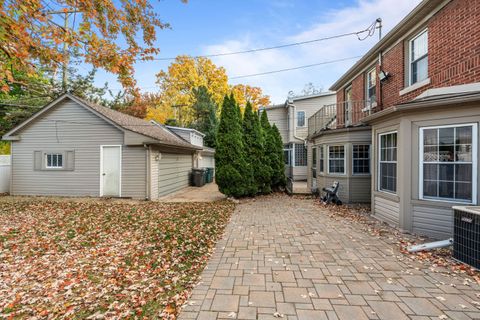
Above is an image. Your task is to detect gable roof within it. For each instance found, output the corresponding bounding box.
[3,93,200,150]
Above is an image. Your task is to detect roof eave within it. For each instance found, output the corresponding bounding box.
[329,0,450,91]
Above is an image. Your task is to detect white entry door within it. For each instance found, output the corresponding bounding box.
[101,146,121,197]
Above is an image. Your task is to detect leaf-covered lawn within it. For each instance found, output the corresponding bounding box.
[0,198,234,319]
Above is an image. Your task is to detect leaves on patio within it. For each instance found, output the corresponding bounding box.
[314,201,480,284]
[0,199,234,318]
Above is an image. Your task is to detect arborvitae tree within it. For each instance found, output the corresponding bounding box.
[271,123,287,188]
[242,102,272,194]
[190,86,218,148]
[215,94,251,197]
[260,110,286,189]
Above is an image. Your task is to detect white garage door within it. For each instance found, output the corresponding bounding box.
[158,153,192,197]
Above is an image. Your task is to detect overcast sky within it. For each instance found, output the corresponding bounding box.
[93,0,422,104]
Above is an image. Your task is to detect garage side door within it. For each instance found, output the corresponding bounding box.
[158,153,192,197]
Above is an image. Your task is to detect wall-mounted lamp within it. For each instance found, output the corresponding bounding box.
[379,70,390,82]
[155,153,161,161]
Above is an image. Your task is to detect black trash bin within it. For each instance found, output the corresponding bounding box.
[192,168,206,187]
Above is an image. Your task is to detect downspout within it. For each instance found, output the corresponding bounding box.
[144,144,150,200]
[286,100,305,144]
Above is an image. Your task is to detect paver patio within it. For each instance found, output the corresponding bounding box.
[179,195,480,320]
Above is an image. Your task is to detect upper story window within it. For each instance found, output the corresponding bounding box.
[297,111,306,127]
[344,85,352,125]
[409,29,428,85]
[366,67,376,103]
[46,153,63,169]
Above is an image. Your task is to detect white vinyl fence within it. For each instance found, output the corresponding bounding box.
[0,155,11,193]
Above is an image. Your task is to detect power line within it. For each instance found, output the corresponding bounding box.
[229,56,363,79]
[148,20,379,62]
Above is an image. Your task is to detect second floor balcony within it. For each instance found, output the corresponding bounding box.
[308,100,375,137]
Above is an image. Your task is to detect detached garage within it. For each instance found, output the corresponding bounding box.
[2,93,201,199]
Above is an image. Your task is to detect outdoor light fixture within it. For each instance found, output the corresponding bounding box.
[379,70,390,82]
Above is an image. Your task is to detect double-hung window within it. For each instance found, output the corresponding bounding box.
[319,146,324,173]
[409,30,428,85]
[297,111,306,127]
[328,146,345,174]
[366,68,377,104]
[379,132,397,193]
[46,153,63,169]
[353,145,370,174]
[420,124,477,203]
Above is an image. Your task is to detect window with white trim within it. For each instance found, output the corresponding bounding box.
[319,146,324,173]
[420,124,477,203]
[353,145,370,174]
[409,29,428,85]
[295,143,307,166]
[379,132,397,193]
[46,153,63,168]
[366,68,376,103]
[328,145,345,174]
[297,111,306,127]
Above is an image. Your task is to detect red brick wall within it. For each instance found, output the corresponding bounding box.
[335,0,480,111]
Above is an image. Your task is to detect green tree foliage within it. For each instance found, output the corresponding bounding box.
[243,103,272,194]
[190,86,218,148]
[260,110,286,189]
[215,94,252,197]
[271,124,287,188]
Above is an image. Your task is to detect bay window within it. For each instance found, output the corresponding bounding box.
[328,145,345,174]
[379,132,397,193]
[420,124,477,203]
[353,145,370,174]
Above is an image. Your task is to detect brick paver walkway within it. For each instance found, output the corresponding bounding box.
[179,196,480,320]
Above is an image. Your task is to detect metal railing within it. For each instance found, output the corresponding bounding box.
[308,100,375,136]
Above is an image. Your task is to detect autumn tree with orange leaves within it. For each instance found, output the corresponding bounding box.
[0,0,181,93]
[150,56,270,126]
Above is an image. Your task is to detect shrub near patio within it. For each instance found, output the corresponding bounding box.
[0,199,234,318]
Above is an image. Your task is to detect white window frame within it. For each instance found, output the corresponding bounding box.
[327,145,346,175]
[408,29,428,86]
[296,110,306,127]
[45,153,64,169]
[419,123,477,204]
[352,144,371,176]
[378,131,398,194]
[319,145,324,173]
[366,67,377,105]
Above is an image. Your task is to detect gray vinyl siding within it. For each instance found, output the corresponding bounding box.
[292,94,336,140]
[122,146,147,199]
[11,100,125,197]
[373,196,400,226]
[349,176,372,203]
[199,155,215,168]
[412,205,453,239]
[158,153,192,197]
[150,149,160,200]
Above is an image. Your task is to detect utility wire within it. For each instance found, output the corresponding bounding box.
[229,56,362,79]
[149,20,379,61]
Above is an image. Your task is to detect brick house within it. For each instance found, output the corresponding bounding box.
[307,0,480,239]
